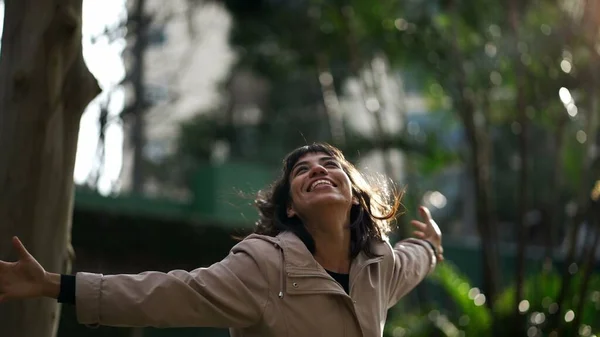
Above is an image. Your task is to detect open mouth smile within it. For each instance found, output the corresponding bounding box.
[308,179,337,191]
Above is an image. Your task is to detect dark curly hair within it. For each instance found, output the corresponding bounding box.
[253,143,404,258]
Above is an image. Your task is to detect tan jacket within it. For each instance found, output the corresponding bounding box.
[75,231,437,337]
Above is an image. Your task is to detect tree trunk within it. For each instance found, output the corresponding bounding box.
[129,0,148,194]
[552,6,600,327]
[0,1,100,336]
[447,0,500,307]
[509,0,530,325]
[460,97,500,307]
[315,52,346,146]
[570,207,600,335]
[339,6,395,179]
[565,51,600,334]
[545,113,567,263]
[551,65,599,333]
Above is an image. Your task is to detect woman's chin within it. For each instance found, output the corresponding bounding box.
[305,193,351,207]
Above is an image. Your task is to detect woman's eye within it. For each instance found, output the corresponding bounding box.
[294,167,307,175]
[325,162,339,168]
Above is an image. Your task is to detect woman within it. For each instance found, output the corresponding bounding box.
[0,143,443,337]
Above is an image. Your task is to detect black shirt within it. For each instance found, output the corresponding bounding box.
[326,270,350,294]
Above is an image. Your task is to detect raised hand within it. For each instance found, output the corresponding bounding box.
[411,206,444,262]
[0,236,56,302]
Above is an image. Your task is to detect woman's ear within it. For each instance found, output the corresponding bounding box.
[352,196,359,205]
[287,205,296,218]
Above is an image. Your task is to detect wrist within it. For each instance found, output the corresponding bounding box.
[423,239,438,255]
[42,272,61,299]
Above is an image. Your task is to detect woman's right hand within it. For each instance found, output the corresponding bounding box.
[0,236,57,302]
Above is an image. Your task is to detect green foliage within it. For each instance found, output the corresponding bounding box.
[384,262,494,337]
[493,269,600,335]
[561,125,587,193]
[430,263,493,335]
[385,262,600,337]
[165,0,599,236]
[132,2,600,337]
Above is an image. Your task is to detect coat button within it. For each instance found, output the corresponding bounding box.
[292,282,298,287]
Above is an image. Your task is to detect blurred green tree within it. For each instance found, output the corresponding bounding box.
[169,0,600,333]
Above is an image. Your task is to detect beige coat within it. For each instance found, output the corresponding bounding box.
[75,231,437,337]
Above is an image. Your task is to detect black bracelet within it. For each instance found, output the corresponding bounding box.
[423,240,438,256]
[57,274,76,305]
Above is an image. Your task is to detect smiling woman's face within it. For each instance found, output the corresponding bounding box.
[286,152,354,219]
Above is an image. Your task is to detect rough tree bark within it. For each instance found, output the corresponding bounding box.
[0,1,100,337]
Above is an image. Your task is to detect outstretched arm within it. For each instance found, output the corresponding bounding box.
[387,206,443,308]
[0,237,271,329]
[410,206,444,262]
[0,237,60,302]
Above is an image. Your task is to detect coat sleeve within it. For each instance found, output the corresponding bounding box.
[75,239,271,329]
[386,238,437,308]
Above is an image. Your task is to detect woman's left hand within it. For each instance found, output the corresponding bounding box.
[411,206,444,262]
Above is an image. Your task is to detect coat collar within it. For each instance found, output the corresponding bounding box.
[274,230,389,273]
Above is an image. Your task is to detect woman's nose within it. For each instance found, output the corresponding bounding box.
[308,164,327,177]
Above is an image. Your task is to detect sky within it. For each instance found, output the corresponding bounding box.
[77,0,128,194]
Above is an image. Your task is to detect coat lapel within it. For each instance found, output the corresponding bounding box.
[276,231,388,297]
